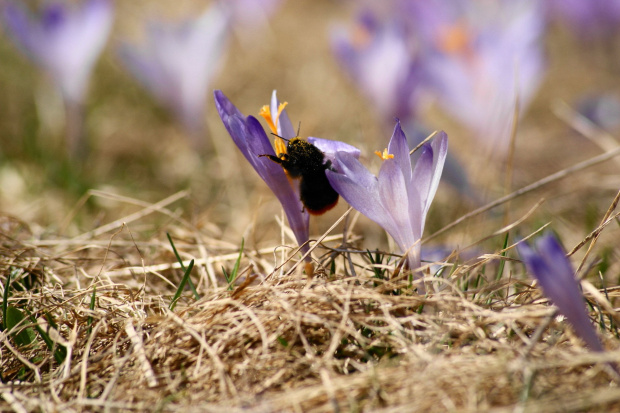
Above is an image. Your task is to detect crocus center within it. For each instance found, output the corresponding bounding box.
[436,22,471,56]
[374,148,394,160]
[259,102,289,155]
[352,22,372,49]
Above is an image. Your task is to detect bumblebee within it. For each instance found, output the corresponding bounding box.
[261,137,338,215]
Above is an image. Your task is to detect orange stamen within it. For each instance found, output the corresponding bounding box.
[259,102,289,135]
[375,148,394,160]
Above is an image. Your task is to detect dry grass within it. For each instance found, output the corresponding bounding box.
[2,1,620,412]
[1,178,620,412]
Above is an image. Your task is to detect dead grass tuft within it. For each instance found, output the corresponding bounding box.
[1,200,619,412]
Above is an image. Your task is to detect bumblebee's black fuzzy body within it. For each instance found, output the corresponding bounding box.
[262,138,339,215]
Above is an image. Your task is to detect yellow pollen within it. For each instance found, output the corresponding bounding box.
[275,135,287,156]
[259,102,288,135]
[375,149,394,160]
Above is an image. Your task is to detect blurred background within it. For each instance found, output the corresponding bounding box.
[1,0,619,263]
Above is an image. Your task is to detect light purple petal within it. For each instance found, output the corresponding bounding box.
[307,137,361,162]
[420,131,448,218]
[387,120,412,180]
[378,158,418,264]
[269,90,296,139]
[326,152,392,232]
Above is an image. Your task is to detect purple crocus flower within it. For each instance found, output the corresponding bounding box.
[214,90,360,256]
[517,234,604,352]
[416,0,546,157]
[3,0,113,105]
[326,120,448,280]
[120,5,229,146]
[332,9,424,121]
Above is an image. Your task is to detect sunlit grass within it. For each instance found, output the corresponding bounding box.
[1,1,620,412]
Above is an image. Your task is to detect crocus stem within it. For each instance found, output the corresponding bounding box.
[65,99,87,161]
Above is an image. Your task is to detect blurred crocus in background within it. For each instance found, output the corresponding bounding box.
[120,4,229,150]
[326,121,447,289]
[214,90,360,259]
[409,0,546,158]
[517,234,604,352]
[333,0,546,160]
[332,10,423,122]
[332,6,472,198]
[2,0,113,157]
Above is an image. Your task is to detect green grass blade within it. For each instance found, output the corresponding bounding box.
[226,238,245,291]
[2,268,19,330]
[167,233,200,300]
[87,286,96,336]
[495,232,510,281]
[6,306,36,347]
[2,273,10,331]
[169,259,195,311]
[28,311,66,364]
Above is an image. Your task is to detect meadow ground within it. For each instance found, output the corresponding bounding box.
[1,1,620,412]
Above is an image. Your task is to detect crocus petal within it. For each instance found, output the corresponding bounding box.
[214,90,309,249]
[307,137,361,163]
[424,132,449,216]
[269,90,296,139]
[387,120,413,181]
[378,158,419,266]
[413,131,448,218]
[326,152,393,233]
[518,234,604,352]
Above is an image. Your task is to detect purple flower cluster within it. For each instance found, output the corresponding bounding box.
[1,0,283,152]
[333,0,546,158]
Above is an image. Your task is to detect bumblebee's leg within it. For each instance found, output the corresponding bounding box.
[259,153,288,164]
[324,160,334,171]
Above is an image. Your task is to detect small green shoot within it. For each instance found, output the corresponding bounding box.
[28,311,66,364]
[495,232,510,281]
[366,249,388,280]
[166,233,200,300]
[169,259,195,311]
[2,268,37,347]
[88,286,96,336]
[224,238,245,291]
[2,267,22,330]
[6,306,36,347]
